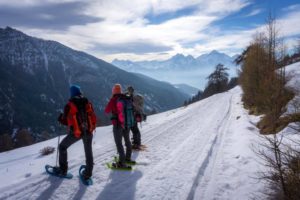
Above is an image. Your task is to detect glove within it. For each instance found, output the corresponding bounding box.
[135,113,142,122]
[58,113,67,125]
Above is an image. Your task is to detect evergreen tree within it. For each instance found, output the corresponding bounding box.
[202,64,229,98]
[227,77,239,90]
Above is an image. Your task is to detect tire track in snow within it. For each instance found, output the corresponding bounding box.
[188,92,234,200]
[133,93,234,200]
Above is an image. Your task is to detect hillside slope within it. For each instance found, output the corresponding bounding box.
[0,27,188,139]
[0,87,265,200]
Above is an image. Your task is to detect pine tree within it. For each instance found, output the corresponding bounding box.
[202,63,229,98]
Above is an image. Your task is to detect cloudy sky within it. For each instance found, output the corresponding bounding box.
[1,0,300,62]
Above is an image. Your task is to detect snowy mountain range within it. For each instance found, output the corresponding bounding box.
[0,27,188,142]
[112,50,238,89]
[113,50,235,71]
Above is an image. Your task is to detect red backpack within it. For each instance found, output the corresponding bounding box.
[66,101,97,138]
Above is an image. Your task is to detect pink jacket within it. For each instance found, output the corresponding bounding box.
[105,95,125,128]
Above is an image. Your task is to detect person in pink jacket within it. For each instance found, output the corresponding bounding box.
[105,84,133,168]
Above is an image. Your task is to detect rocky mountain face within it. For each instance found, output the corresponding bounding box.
[0,27,188,142]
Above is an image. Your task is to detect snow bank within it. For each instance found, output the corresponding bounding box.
[285,62,300,115]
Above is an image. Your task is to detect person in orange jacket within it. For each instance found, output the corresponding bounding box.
[56,85,96,179]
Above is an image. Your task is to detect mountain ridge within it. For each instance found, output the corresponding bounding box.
[112,50,237,89]
[112,50,235,71]
[0,26,188,143]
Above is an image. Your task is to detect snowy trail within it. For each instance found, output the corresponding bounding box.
[0,87,263,200]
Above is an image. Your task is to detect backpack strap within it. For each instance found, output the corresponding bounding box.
[67,101,81,138]
[116,96,125,127]
[85,102,97,133]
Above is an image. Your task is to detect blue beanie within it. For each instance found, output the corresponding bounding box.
[70,85,82,97]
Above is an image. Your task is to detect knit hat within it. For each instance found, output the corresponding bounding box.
[70,85,82,97]
[112,84,122,95]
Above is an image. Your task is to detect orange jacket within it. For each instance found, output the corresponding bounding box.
[59,96,97,138]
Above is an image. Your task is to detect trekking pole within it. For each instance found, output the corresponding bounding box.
[55,123,62,167]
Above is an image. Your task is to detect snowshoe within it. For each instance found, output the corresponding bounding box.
[79,165,93,186]
[126,159,137,165]
[114,156,136,165]
[45,165,73,179]
[106,161,132,171]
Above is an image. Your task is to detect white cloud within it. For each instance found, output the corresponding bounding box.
[282,4,300,12]
[278,10,300,37]
[190,7,300,58]
[67,0,251,61]
[200,0,250,15]
[149,0,200,15]
[193,29,255,56]
[0,0,75,7]
[9,0,292,61]
[244,8,263,17]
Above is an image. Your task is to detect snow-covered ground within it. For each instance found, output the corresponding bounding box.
[0,86,268,200]
[285,62,300,115]
[278,62,300,158]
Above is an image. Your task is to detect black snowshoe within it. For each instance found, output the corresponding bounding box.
[45,165,73,179]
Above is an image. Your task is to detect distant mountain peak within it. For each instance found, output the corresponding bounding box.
[208,50,229,57]
[170,54,196,63]
[209,50,220,54]
[3,26,16,32]
[172,53,185,59]
[196,50,231,60]
[1,26,26,38]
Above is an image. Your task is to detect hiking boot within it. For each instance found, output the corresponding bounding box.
[125,159,136,165]
[132,144,140,150]
[82,170,91,180]
[112,161,131,169]
[53,166,67,176]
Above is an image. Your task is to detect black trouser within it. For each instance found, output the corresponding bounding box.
[59,132,93,177]
[113,125,132,164]
[131,122,141,146]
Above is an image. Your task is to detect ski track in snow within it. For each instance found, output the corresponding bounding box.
[0,87,264,200]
